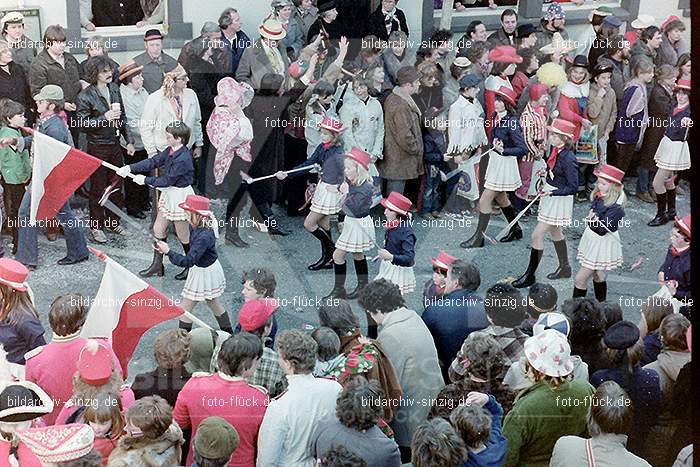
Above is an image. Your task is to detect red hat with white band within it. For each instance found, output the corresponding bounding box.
[319,116,345,133]
[345,147,371,170]
[431,251,456,271]
[380,192,412,216]
[179,194,212,216]
[493,86,517,106]
[675,214,691,239]
[258,18,287,41]
[547,118,576,139]
[0,258,29,292]
[594,164,625,185]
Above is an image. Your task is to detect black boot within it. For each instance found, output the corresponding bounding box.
[460,212,490,248]
[346,257,369,299]
[593,281,607,302]
[648,192,668,227]
[324,262,347,300]
[178,320,192,332]
[174,243,190,280]
[215,312,234,334]
[547,239,572,280]
[309,228,334,270]
[267,217,290,236]
[139,238,165,277]
[666,189,676,218]
[512,248,543,288]
[573,287,587,298]
[226,218,249,247]
[499,205,523,243]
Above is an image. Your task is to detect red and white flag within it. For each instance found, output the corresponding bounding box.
[81,253,184,377]
[29,130,102,224]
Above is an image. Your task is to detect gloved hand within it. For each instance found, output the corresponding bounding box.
[133,174,146,185]
[116,165,131,178]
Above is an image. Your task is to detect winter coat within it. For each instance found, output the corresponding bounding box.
[367,6,409,41]
[551,433,651,467]
[130,366,191,409]
[629,40,657,70]
[586,82,617,139]
[218,30,253,77]
[615,80,648,148]
[139,88,203,155]
[534,22,571,54]
[502,379,595,467]
[292,5,319,39]
[641,330,662,366]
[447,95,487,154]
[657,35,689,68]
[382,50,413,88]
[311,418,401,467]
[339,90,384,160]
[235,38,291,91]
[106,422,183,467]
[0,60,31,110]
[131,51,178,94]
[487,27,516,48]
[378,87,424,180]
[377,307,444,447]
[658,246,691,302]
[76,83,133,146]
[638,82,674,169]
[462,395,507,467]
[28,50,82,104]
[597,55,631,107]
[4,36,37,73]
[557,80,589,142]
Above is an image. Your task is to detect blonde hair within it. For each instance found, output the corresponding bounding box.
[163,64,187,98]
[320,128,341,145]
[591,182,626,207]
[344,157,372,185]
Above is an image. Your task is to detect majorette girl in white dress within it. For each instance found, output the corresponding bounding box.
[117,121,195,281]
[375,192,416,294]
[574,164,626,302]
[325,148,376,300]
[154,194,232,333]
[649,78,691,227]
[276,116,345,271]
[513,118,579,288]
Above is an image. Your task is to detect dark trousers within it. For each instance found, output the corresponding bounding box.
[124,148,151,214]
[283,134,309,216]
[2,181,27,251]
[88,143,124,230]
[611,143,637,174]
[225,182,275,225]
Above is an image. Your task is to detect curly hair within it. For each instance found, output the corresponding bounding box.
[241,268,277,298]
[450,402,492,448]
[516,47,537,73]
[84,55,114,86]
[319,445,367,467]
[336,377,383,431]
[561,298,606,347]
[154,329,192,369]
[458,331,508,381]
[411,418,467,467]
[49,294,88,336]
[126,395,172,439]
[484,283,527,327]
[318,299,360,337]
[358,279,405,314]
[277,330,318,374]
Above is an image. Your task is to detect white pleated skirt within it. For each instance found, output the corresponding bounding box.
[182,260,226,301]
[484,152,522,192]
[654,137,690,171]
[336,216,376,252]
[311,181,343,215]
[158,186,195,221]
[576,227,623,271]
[376,261,416,295]
[538,195,574,226]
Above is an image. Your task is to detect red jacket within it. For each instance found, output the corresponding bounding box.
[0,438,41,467]
[173,372,269,466]
[557,92,588,142]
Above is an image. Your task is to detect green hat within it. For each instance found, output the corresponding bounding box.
[194,416,240,460]
[34,85,64,102]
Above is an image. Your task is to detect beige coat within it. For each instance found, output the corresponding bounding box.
[235,39,291,91]
[377,87,424,180]
[587,82,617,139]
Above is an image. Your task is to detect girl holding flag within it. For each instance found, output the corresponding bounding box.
[154,194,231,333]
[325,148,376,301]
[573,164,626,302]
[512,118,579,288]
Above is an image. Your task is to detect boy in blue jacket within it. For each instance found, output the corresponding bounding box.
[450,391,507,467]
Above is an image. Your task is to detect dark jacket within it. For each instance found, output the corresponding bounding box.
[167,227,217,268]
[545,146,579,196]
[641,330,662,366]
[219,30,252,76]
[0,313,46,364]
[383,223,415,267]
[342,181,373,218]
[79,56,120,83]
[76,82,133,146]
[423,129,446,167]
[130,145,194,188]
[91,0,142,26]
[131,366,192,408]
[658,247,691,301]
[292,143,345,185]
[462,395,507,467]
[487,27,516,47]
[639,83,674,167]
[367,6,409,41]
[422,288,489,368]
[23,113,74,150]
[0,60,31,110]
[665,105,691,141]
[490,112,527,158]
[615,82,647,145]
[132,51,179,94]
[588,197,625,235]
[29,50,82,104]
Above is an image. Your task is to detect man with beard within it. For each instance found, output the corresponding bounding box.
[488,9,519,48]
[597,35,631,109]
[534,3,570,53]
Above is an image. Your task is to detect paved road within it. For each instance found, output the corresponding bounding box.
[23,184,690,379]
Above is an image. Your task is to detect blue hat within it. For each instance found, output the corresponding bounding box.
[533,312,570,337]
[603,16,623,28]
[458,74,480,89]
[544,3,565,21]
[604,321,640,350]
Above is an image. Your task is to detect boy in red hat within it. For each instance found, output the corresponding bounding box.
[573,164,627,301]
[325,148,376,300]
[276,116,345,271]
[375,192,416,295]
[513,118,579,288]
[423,250,456,309]
[154,194,231,333]
[658,213,692,318]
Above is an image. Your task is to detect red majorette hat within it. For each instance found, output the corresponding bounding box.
[78,340,114,387]
[345,147,371,170]
[675,79,691,91]
[675,214,691,239]
[594,164,625,185]
[0,258,29,292]
[431,250,456,271]
[319,116,345,133]
[493,86,517,106]
[488,45,523,64]
[380,192,412,216]
[547,118,577,139]
[179,194,212,216]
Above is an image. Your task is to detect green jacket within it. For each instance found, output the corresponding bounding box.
[0,127,31,184]
[502,379,595,467]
